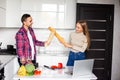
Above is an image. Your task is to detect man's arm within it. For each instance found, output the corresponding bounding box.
[16,33,26,64]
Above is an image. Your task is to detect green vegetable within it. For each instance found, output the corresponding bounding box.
[26,72,34,76]
[25,63,35,73]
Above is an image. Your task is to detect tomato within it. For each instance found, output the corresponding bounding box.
[34,69,41,75]
[57,63,63,69]
[51,65,58,69]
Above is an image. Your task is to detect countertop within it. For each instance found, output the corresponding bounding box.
[0,55,16,70]
[13,66,97,80]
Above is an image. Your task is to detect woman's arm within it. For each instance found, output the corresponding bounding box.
[72,41,88,52]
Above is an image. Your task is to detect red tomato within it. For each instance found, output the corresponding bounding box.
[58,63,63,69]
[51,65,58,69]
[34,69,41,75]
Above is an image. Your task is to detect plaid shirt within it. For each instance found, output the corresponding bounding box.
[15,27,45,60]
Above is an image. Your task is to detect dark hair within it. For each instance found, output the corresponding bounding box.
[21,14,31,23]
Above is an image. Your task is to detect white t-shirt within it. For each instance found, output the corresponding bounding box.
[27,30,34,60]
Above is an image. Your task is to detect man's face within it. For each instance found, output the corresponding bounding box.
[24,17,33,27]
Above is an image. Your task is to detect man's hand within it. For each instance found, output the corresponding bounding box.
[27,60,33,64]
[45,32,55,47]
[45,41,50,47]
[20,57,26,65]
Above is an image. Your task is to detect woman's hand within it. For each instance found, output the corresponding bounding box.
[64,42,72,48]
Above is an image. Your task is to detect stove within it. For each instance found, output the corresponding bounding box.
[0,49,16,55]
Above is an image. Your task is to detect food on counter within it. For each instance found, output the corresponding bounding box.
[48,27,66,45]
[17,64,42,77]
[51,63,63,69]
[25,63,35,76]
[58,63,63,69]
[17,65,26,76]
[34,69,41,75]
[51,65,58,70]
[26,72,34,76]
[25,63,35,73]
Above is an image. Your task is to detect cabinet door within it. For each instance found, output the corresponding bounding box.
[0,0,6,27]
[13,57,19,75]
[21,0,76,29]
[4,59,14,80]
[0,0,6,9]
[0,8,5,27]
[5,0,76,28]
[5,0,21,27]
[4,57,19,80]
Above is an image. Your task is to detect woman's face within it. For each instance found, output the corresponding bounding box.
[75,23,83,33]
[24,17,33,27]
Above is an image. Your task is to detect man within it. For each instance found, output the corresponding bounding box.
[15,14,54,66]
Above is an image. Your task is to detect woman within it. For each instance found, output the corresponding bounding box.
[64,20,90,72]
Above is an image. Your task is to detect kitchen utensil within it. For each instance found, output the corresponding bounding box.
[44,65,55,70]
[7,45,14,50]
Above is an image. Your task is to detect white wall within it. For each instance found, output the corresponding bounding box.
[0,28,73,52]
[0,29,18,49]
[111,0,120,80]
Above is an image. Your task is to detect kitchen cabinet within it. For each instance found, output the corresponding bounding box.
[0,0,6,27]
[5,0,21,27]
[4,57,19,80]
[0,8,6,27]
[21,0,76,29]
[0,0,6,9]
[3,0,76,28]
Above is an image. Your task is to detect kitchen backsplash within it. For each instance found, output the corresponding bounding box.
[0,28,74,53]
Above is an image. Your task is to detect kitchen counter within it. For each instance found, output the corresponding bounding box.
[0,55,16,70]
[13,54,97,80]
[13,66,97,80]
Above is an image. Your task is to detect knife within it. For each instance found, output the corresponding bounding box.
[44,65,54,70]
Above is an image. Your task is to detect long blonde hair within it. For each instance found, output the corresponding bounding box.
[77,20,90,50]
